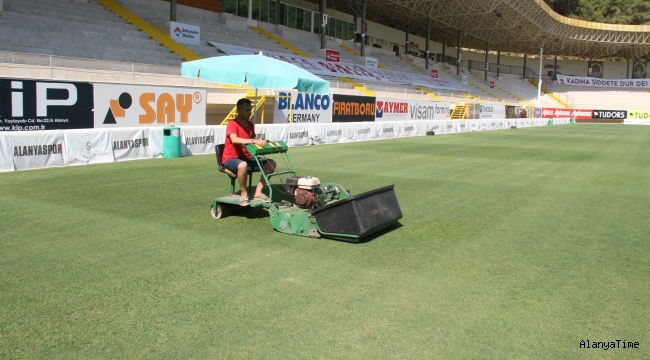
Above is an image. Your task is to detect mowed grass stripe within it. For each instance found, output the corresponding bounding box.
[1,124,649,358]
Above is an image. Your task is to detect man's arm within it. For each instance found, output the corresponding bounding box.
[229,133,267,146]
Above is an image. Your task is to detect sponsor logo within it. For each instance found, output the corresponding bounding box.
[365,57,378,68]
[334,101,373,115]
[327,130,342,137]
[76,134,99,162]
[542,108,592,118]
[627,111,650,119]
[13,143,63,157]
[431,70,438,78]
[325,50,340,62]
[103,91,201,125]
[593,110,626,119]
[174,27,182,37]
[383,127,393,133]
[186,135,214,145]
[404,126,414,132]
[289,131,309,139]
[113,138,149,150]
[10,81,77,117]
[278,92,330,123]
[376,101,407,118]
[372,206,388,215]
[409,103,449,120]
[357,128,370,135]
[278,93,330,111]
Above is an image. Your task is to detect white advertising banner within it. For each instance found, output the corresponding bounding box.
[255,124,287,143]
[429,121,444,134]
[375,98,451,121]
[285,124,310,146]
[381,121,396,139]
[365,57,378,68]
[368,122,383,140]
[63,130,114,166]
[148,128,164,158]
[0,132,14,171]
[308,123,325,144]
[209,42,466,92]
[322,123,342,144]
[181,126,215,156]
[94,83,207,128]
[9,130,65,170]
[557,74,650,89]
[273,91,333,123]
[213,125,227,145]
[340,122,357,142]
[109,128,151,161]
[170,21,200,46]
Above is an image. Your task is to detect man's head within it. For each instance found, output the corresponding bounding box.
[236,98,253,121]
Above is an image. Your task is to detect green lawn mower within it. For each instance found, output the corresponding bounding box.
[211,141,402,243]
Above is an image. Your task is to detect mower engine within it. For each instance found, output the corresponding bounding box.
[285,176,320,209]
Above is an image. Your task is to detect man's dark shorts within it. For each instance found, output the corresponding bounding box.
[223,157,268,173]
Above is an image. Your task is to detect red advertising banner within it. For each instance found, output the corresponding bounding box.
[541,108,593,119]
[325,49,340,62]
[431,69,438,78]
[489,81,495,89]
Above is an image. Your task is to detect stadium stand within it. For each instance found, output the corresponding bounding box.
[0,0,182,66]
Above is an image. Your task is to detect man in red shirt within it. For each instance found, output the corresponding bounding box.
[222,98,276,206]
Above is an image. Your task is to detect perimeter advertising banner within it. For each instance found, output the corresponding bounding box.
[274,91,332,123]
[626,110,650,120]
[10,130,65,170]
[332,94,375,122]
[94,84,207,128]
[592,110,627,120]
[0,79,93,131]
[375,98,451,121]
[541,108,593,119]
[557,74,650,89]
[479,105,506,119]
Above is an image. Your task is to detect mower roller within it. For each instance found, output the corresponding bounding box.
[211,141,402,242]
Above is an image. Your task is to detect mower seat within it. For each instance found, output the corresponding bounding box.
[215,144,260,195]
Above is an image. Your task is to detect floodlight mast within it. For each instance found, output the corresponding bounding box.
[320,0,326,49]
[538,47,543,101]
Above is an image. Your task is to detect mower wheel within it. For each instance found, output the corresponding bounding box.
[210,204,225,219]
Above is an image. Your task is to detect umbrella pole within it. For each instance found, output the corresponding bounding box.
[253,88,258,124]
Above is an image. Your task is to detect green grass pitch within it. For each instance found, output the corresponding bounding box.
[1,124,649,358]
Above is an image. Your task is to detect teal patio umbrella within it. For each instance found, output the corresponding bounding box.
[180,54,330,95]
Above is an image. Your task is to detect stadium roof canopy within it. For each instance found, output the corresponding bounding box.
[330,0,650,59]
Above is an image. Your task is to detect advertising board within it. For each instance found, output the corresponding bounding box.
[332,94,375,122]
[94,84,207,128]
[0,79,93,131]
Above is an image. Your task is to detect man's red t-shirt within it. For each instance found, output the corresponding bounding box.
[223,119,256,162]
